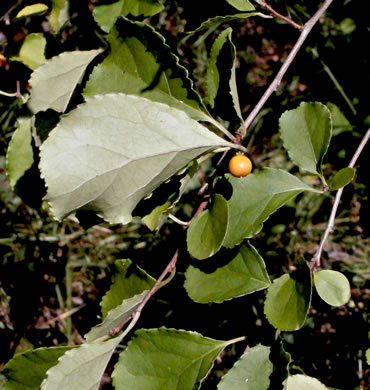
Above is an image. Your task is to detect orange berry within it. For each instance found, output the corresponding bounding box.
[228,154,252,177]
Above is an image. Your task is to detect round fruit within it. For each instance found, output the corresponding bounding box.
[228,154,252,177]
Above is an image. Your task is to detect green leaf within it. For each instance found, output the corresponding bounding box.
[41,335,124,390]
[224,168,320,248]
[279,102,332,177]
[15,4,48,19]
[6,119,34,188]
[11,33,46,70]
[217,344,273,389]
[225,0,255,11]
[314,270,350,307]
[28,49,103,114]
[328,167,355,191]
[93,0,165,33]
[112,328,241,389]
[264,258,312,331]
[188,13,269,34]
[84,18,214,125]
[50,0,69,33]
[326,102,352,135]
[2,347,74,390]
[39,93,233,224]
[285,374,328,389]
[268,339,292,388]
[85,291,148,342]
[187,194,229,260]
[206,27,243,124]
[366,348,370,365]
[101,259,155,319]
[184,244,270,303]
[142,199,172,230]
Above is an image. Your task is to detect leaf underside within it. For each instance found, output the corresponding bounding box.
[39,93,232,224]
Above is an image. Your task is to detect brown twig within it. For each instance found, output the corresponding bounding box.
[0,0,22,23]
[238,0,334,140]
[256,0,303,30]
[311,128,370,268]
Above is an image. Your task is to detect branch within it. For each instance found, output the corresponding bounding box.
[109,250,179,336]
[239,0,334,139]
[255,0,303,30]
[312,128,370,268]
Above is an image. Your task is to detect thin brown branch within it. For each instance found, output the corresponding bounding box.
[312,128,370,268]
[256,0,303,30]
[239,0,334,140]
[109,250,179,336]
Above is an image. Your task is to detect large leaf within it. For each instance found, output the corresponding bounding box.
[264,259,312,331]
[328,167,355,191]
[206,27,243,124]
[85,291,148,342]
[11,33,46,70]
[217,344,273,389]
[184,244,270,303]
[41,335,123,390]
[225,0,255,11]
[224,169,320,248]
[2,347,73,390]
[285,374,328,389]
[93,0,165,33]
[6,119,34,188]
[112,328,242,389]
[84,18,217,127]
[39,93,233,224]
[187,194,229,260]
[314,270,351,307]
[279,102,332,177]
[100,259,155,318]
[50,0,69,33]
[28,49,103,114]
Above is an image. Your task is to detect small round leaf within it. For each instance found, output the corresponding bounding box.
[314,270,350,307]
[329,167,355,191]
